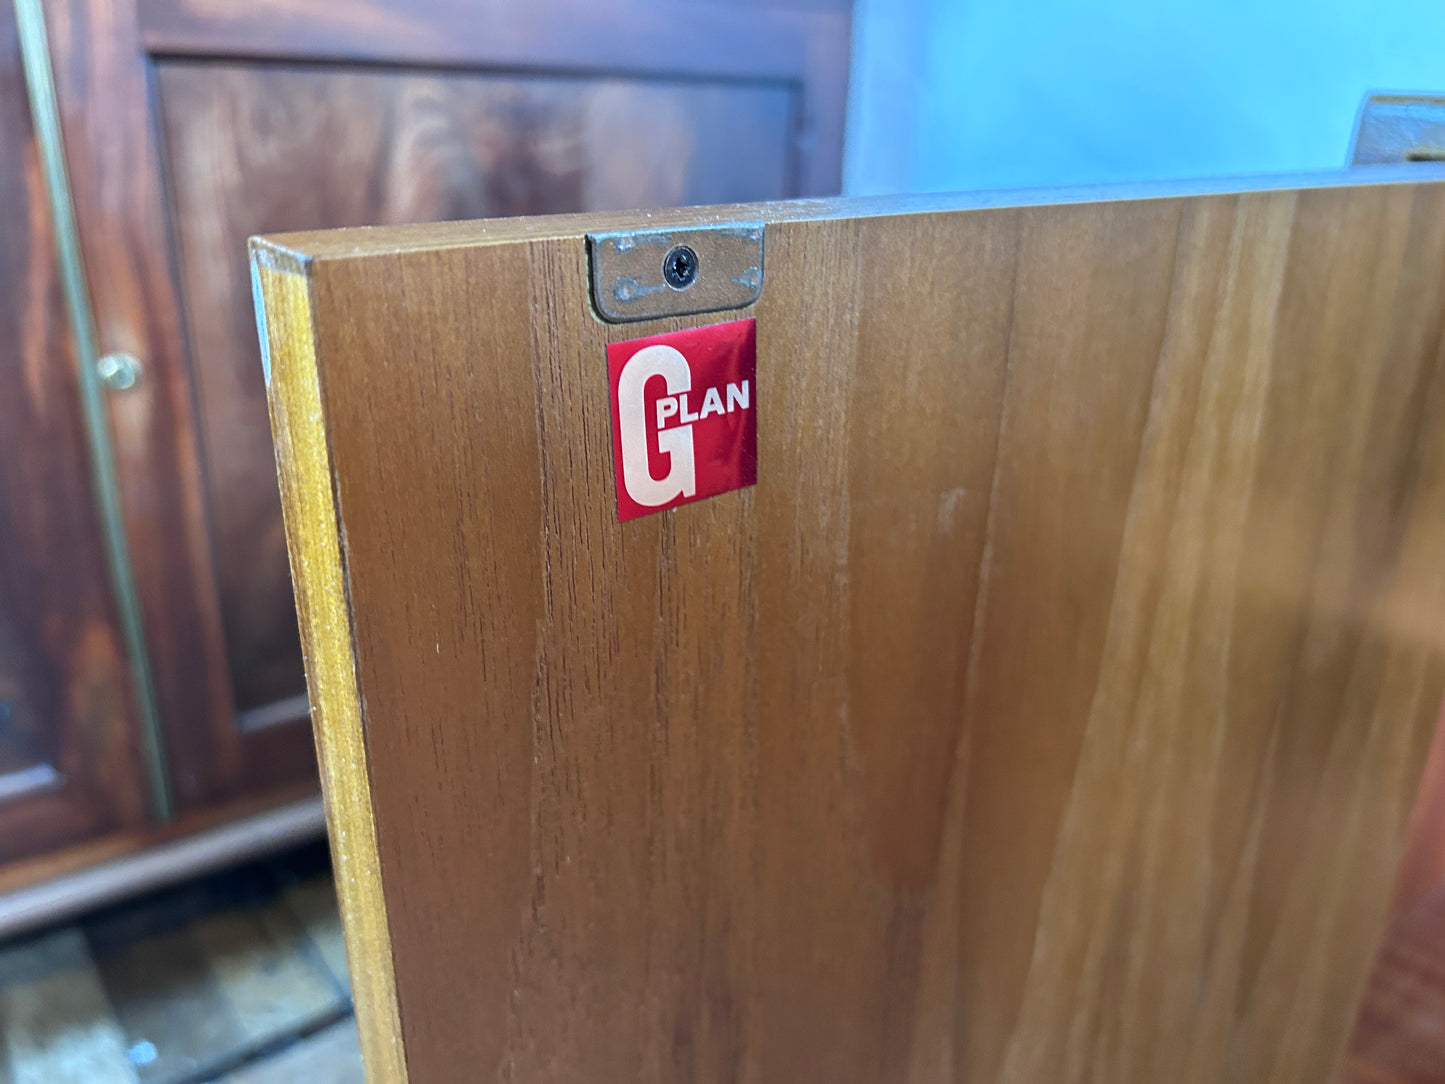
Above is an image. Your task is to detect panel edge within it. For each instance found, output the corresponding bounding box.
[253,254,409,1084]
[253,164,1445,263]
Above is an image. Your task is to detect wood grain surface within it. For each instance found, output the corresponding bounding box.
[158,59,794,718]
[137,0,851,196]
[0,0,149,862]
[45,0,269,810]
[254,260,405,1082]
[256,171,1445,1083]
[43,0,850,815]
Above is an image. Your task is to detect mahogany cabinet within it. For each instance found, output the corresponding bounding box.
[0,0,850,908]
[0,0,150,868]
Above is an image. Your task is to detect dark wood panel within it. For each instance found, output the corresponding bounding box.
[0,3,149,861]
[44,0,247,810]
[0,785,321,928]
[139,0,813,75]
[256,174,1445,1081]
[156,60,794,717]
[136,0,848,197]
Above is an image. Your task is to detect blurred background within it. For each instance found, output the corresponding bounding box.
[846,0,1445,192]
[1,0,1442,1081]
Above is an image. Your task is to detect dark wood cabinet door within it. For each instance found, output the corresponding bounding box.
[42,0,851,810]
[0,4,150,862]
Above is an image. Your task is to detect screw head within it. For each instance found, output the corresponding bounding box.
[662,245,699,290]
[97,352,142,391]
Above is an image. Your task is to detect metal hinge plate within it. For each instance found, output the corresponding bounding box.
[587,222,764,323]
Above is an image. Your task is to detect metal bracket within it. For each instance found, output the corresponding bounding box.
[587,222,764,323]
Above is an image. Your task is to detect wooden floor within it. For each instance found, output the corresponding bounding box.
[0,842,361,1083]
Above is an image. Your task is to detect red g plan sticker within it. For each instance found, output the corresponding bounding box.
[607,318,757,521]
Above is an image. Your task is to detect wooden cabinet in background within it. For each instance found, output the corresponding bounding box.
[0,2,149,866]
[0,0,849,914]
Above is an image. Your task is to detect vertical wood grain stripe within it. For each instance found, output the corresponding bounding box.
[251,250,406,1083]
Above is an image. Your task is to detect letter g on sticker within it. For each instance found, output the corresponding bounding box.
[616,345,697,507]
[606,317,757,522]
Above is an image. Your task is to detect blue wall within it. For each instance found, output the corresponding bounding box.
[844,0,1445,195]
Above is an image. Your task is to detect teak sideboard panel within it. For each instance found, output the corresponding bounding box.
[254,171,1445,1083]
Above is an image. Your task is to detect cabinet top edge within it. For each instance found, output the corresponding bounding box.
[250,163,1445,267]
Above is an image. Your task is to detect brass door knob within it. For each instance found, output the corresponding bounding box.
[96,351,143,391]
